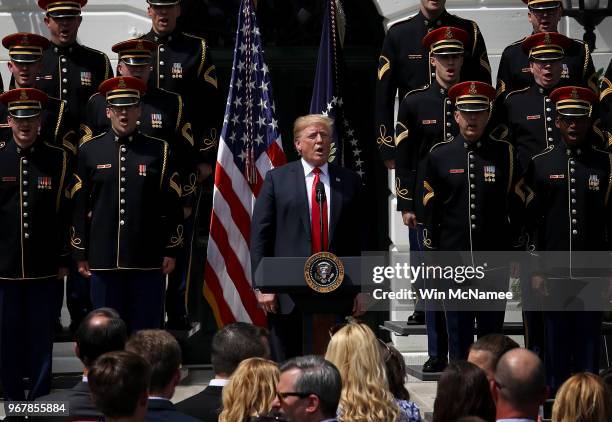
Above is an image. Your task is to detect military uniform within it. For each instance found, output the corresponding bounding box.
[0,88,70,400]
[82,88,197,203]
[1,32,77,155]
[141,29,220,165]
[374,10,491,161]
[422,82,518,360]
[35,43,112,126]
[70,77,183,331]
[521,86,608,392]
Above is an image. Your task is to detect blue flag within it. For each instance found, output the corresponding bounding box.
[309,0,365,181]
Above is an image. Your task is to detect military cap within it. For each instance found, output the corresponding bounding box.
[99,76,147,107]
[2,33,50,63]
[550,86,598,118]
[521,32,570,62]
[146,0,180,6]
[112,39,156,66]
[0,88,48,118]
[422,26,469,55]
[449,81,496,112]
[522,0,562,10]
[38,0,87,18]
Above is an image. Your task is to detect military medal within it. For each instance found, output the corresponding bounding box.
[80,71,92,86]
[37,176,52,190]
[588,174,600,191]
[138,164,147,176]
[171,63,183,79]
[484,165,496,182]
[151,113,163,129]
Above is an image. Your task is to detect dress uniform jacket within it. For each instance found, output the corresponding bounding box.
[422,134,519,252]
[70,130,183,270]
[523,142,611,254]
[0,138,69,279]
[141,30,220,165]
[375,10,491,161]
[35,42,113,125]
[0,96,77,155]
[496,84,559,177]
[601,60,612,132]
[81,89,197,204]
[496,36,597,99]
[395,80,458,220]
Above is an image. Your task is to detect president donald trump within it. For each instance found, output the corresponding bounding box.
[251,114,364,359]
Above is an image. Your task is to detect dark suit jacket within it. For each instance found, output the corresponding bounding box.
[145,398,203,422]
[33,381,102,421]
[175,385,222,422]
[250,160,363,314]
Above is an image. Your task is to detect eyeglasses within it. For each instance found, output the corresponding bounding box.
[276,391,312,401]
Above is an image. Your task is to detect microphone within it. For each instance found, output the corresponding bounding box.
[315,181,326,204]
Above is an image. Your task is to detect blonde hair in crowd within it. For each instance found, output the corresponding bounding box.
[218,357,279,422]
[552,372,612,422]
[293,114,334,140]
[325,322,401,422]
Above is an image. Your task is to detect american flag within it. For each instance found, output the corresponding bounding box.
[203,0,286,327]
[310,0,366,181]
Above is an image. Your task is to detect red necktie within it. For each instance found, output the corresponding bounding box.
[311,167,328,253]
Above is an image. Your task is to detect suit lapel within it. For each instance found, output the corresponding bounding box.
[329,165,342,246]
[293,161,311,240]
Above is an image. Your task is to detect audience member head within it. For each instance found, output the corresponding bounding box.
[75,307,127,369]
[211,322,270,378]
[379,340,410,401]
[552,372,612,422]
[218,357,279,422]
[293,114,333,168]
[433,361,495,422]
[468,334,519,381]
[88,351,151,422]
[455,417,488,422]
[325,322,400,422]
[125,329,181,399]
[491,348,547,420]
[271,355,342,422]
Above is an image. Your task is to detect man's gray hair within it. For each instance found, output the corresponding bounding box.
[280,355,341,418]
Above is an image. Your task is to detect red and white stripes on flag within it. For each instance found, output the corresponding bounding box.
[203,0,286,327]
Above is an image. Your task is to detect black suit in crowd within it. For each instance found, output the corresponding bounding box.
[145,398,203,422]
[375,9,491,161]
[176,385,223,422]
[33,381,102,421]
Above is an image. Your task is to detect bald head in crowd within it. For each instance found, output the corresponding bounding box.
[468,334,519,381]
[76,308,127,370]
[491,348,548,421]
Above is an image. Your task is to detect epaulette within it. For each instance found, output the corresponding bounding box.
[79,131,105,148]
[142,133,169,147]
[402,84,429,101]
[504,86,529,102]
[81,44,109,58]
[183,32,206,42]
[489,124,510,143]
[506,37,527,48]
[86,92,101,103]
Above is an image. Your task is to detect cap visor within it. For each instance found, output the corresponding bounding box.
[10,109,41,118]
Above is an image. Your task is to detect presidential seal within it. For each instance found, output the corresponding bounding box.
[304,252,344,293]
